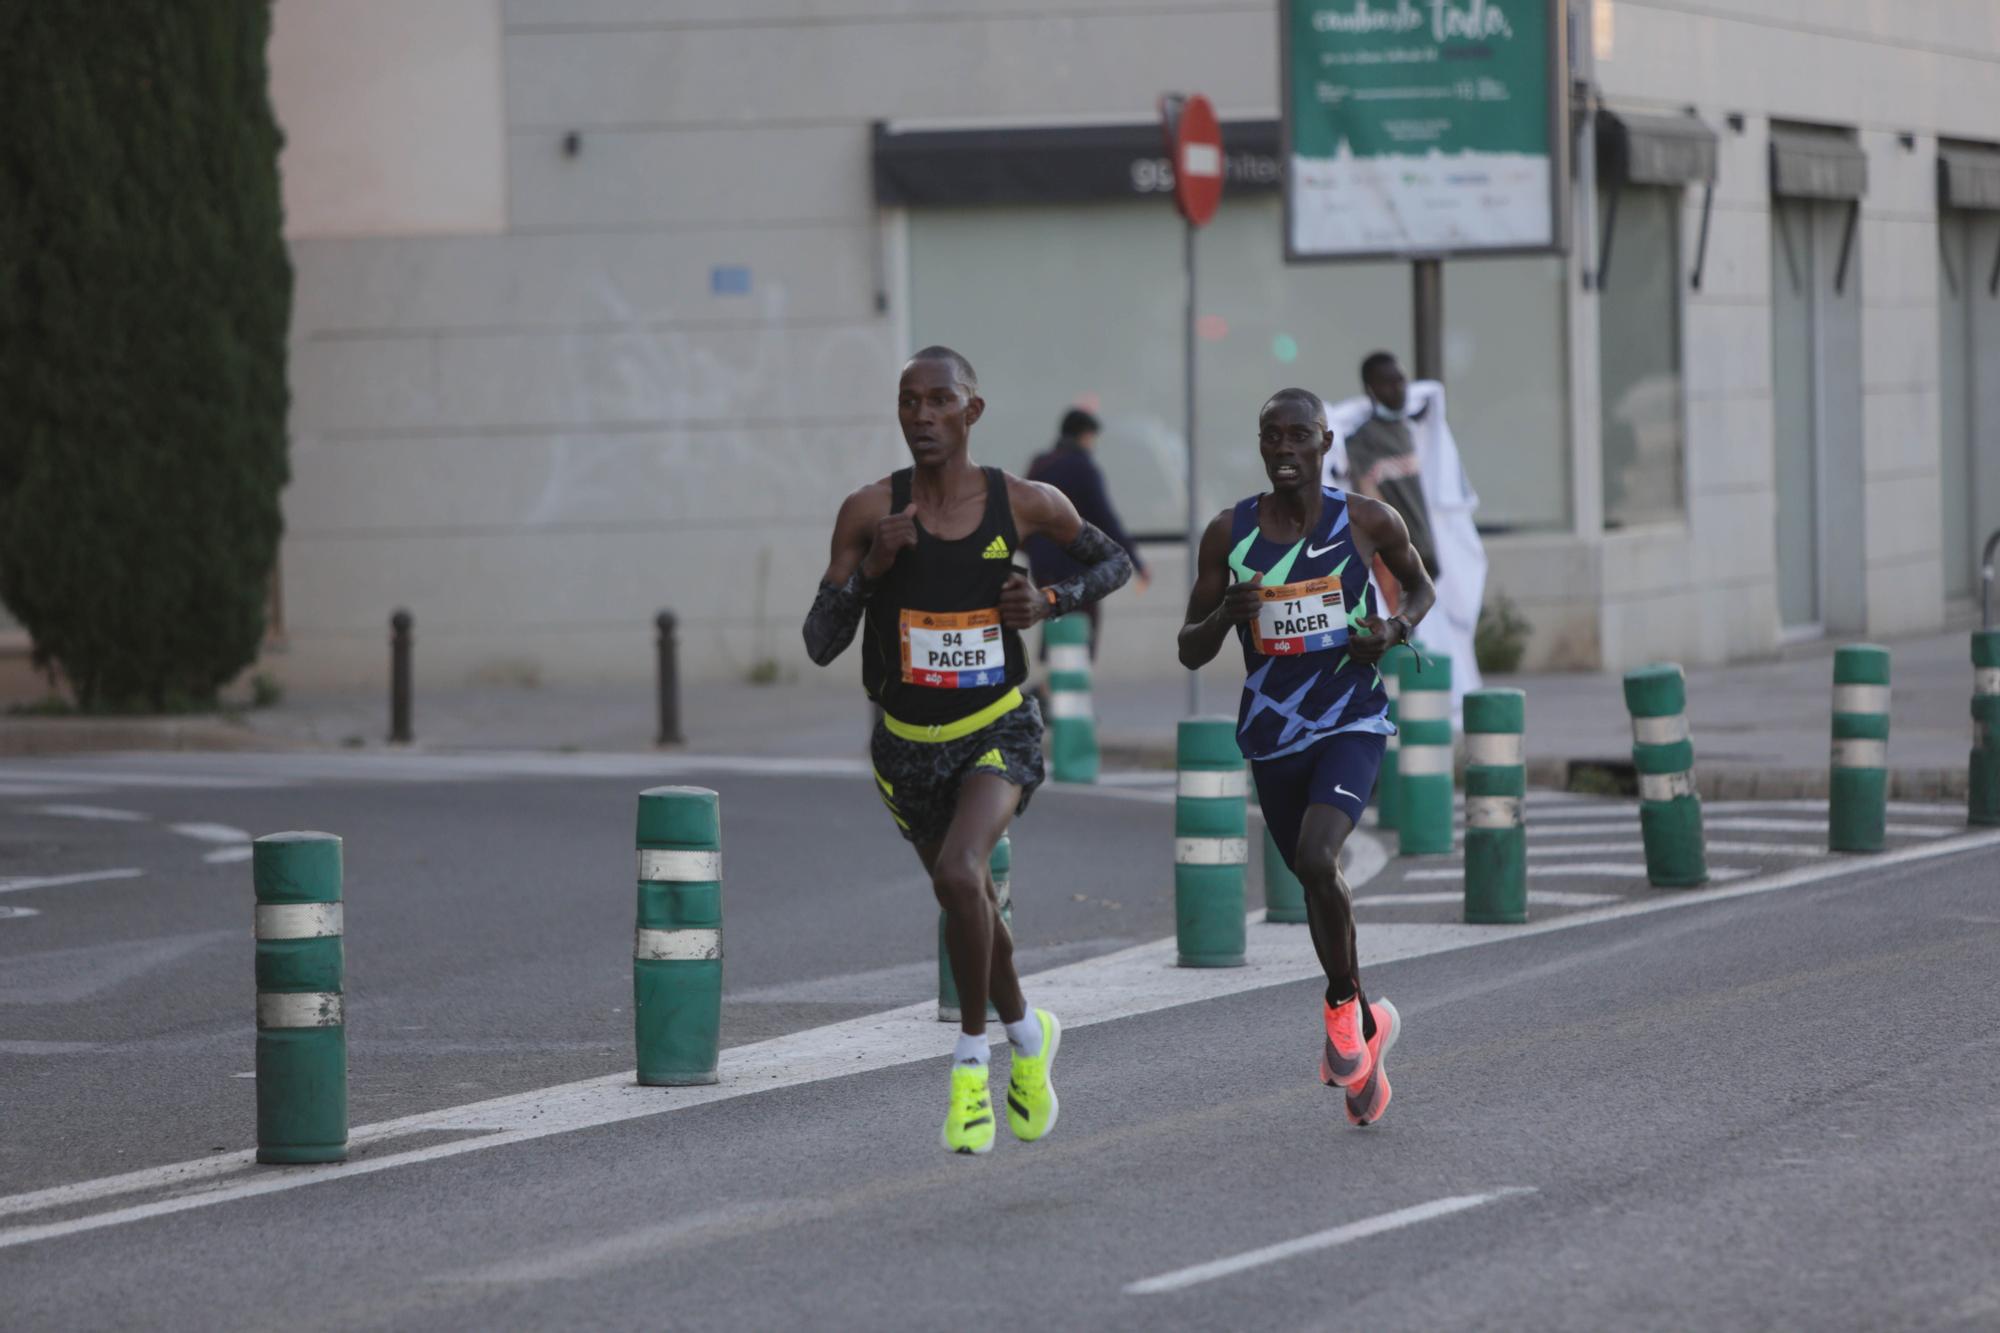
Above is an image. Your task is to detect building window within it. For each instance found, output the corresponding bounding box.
[1598,186,1686,528]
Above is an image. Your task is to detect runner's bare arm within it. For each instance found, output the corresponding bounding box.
[1000,476,1134,627]
[1177,509,1262,669]
[803,483,893,666]
[1346,494,1436,666]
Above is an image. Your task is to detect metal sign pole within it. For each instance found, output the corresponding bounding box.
[1184,217,1201,718]
[1413,257,1444,381]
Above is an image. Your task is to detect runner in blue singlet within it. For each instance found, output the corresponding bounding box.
[1178,388,1437,1127]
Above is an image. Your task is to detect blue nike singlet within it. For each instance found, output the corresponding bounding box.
[1228,487,1393,761]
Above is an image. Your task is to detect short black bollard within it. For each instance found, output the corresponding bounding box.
[389,609,413,744]
[656,610,684,746]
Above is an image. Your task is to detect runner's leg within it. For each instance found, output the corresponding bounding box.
[926,771,1028,1035]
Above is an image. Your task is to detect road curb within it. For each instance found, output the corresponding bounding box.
[0,716,305,757]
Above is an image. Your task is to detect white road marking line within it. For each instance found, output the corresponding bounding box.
[0,905,42,922]
[1402,864,1755,883]
[1355,891,1620,908]
[1125,1189,1537,1295]
[1707,818,1951,838]
[168,822,251,844]
[203,846,254,865]
[0,783,99,797]
[1,828,1994,1251]
[1462,841,1829,859]
[28,804,147,822]
[0,869,143,896]
[442,1203,785,1285]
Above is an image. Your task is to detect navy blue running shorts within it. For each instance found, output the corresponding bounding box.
[1251,730,1389,872]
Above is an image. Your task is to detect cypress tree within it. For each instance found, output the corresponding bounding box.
[0,2,292,711]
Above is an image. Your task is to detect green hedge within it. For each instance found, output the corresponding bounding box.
[0,3,292,710]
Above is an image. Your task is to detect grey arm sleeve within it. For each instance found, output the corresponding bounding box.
[801,569,869,666]
[1043,522,1134,619]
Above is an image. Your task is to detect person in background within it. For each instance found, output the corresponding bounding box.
[1339,353,1442,605]
[1023,408,1150,661]
[1321,358,1490,724]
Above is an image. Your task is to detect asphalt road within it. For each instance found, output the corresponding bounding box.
[3,750,1998,1330]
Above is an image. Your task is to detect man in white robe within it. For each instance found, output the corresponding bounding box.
[1320,377,1488,724]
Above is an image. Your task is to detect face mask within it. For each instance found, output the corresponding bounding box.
[1372,400,1404,423]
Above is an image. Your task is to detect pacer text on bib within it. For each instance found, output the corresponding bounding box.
[900,607,1007,688]
[1251,576,1346,655]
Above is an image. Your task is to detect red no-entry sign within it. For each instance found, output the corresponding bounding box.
[1160,93,1223,228]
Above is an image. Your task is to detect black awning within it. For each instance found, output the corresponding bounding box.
[1597,109,1717,187]
[872,118,1281,208]
[1769,127,1868,201]
[1939,145,2000,211]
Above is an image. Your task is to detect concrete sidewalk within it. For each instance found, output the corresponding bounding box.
[1,629,1985,798]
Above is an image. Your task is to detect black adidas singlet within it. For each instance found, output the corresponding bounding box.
[861,466,1027,725]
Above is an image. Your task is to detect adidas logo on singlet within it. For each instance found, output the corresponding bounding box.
[981,536,1011,560]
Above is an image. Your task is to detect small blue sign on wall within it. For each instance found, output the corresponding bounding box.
[710,265,752,296]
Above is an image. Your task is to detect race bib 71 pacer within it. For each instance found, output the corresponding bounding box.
[1251,576,1346,655]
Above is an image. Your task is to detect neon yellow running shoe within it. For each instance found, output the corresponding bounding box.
[942,1063,996,1155]
[1005,1009,1062,1142]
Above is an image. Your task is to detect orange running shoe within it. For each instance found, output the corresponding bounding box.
[1318,996,1373,1091]
[1344,998,1401,1127]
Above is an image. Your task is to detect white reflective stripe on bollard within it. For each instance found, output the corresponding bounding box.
[637,850,722,882]
[1047,693,1093,719]
[1464,734,1523,767]
[1174,837,1249,866]
[1177,769,1248,799]
[1638,770,1697,802]
[1631,714,1690,746]
[634,928,723,962]
[1399,692,1451,723]
[1384,675,1402,699]
[1399,744,1453,776]
[1385,732,1401,752]
[257,992,343,1029]
[1832,685,1890,714]
[1465,796,1522,829]
[253,904,343,940]
[1047,645,1091,674]
[1975,668,2000,697]
[1831,738,1888,769]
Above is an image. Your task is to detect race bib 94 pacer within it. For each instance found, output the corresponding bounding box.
[900,607,1007,688]
[1251,576,1346,656]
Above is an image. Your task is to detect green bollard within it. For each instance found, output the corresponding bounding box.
[1829,645,1891,852]
[1463,689,1527,924]
[1376,669,1402,830]
[1624,664,1708,887]
[1043,614,1099,784]
[1262,826,1308,924]
[635,786,723,1086]
[1175,717,1247,967]
[1396,651,1455,856]
[254,832,347,1165]
[938,836,1013,1022]
[1972,631,2000,827]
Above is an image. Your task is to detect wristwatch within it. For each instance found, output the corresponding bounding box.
[1387,614,1414,645]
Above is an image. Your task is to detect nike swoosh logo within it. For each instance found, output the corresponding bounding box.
[1334,784,1358,800]
[1306,540,1346,558]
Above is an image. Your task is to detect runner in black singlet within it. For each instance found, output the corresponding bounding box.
[802,347,1133,1155]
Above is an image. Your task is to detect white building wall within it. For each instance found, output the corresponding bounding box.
[263,0,2000,690]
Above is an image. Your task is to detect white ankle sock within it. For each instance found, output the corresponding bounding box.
[952,1032,989,1066]
[1003,1010,1042,1059]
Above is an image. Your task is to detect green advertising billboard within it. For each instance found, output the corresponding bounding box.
[1282,0,1568,260]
